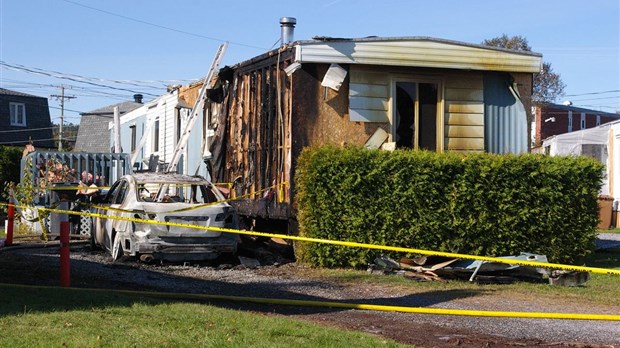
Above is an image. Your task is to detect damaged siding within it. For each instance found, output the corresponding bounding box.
[296,38,542,73]
[219,60,293,219]
[483,73,529,154]
[444,74,485,152]
[349,68,390,122]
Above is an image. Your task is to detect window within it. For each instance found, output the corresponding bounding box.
[580,112,586,129]
[114,181,129,205]
[130,125,136,152]
[104,180,122,204]
[175,109,182,146]
[567,111,573,132]
[392,80,441,151]
[9,103,26,126]
[153,118,160,152]
[596,115,601,126]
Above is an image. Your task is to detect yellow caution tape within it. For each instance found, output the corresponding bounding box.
[43,186,111,190]
[43,183,230,191]
[91,181,288,215]
[213,182,233,189]
[1,283,619,321]
[3,202,618,276]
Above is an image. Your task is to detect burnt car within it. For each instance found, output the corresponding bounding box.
[91,172,239,262]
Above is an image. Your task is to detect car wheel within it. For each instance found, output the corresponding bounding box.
[111,233,123,261]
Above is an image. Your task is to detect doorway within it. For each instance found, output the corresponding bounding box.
[393,81,440,150]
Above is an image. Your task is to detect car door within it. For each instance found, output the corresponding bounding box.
[94,180,127,249]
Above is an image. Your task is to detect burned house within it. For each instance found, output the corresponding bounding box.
[189,18,543,232]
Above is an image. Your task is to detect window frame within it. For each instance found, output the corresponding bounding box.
[153,118,160,152]
[9,102,27,127]
[130,124,137,152]
[389,76,444,151]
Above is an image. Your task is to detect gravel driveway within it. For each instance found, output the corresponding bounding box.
[1,237,619,347]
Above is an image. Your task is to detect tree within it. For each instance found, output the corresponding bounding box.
[0,146,22,187]
[533,62,566,103]
[483,34,531,52]
[482,35,565,103]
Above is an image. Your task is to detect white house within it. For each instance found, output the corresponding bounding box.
[542,120,620,227]
[109,87,207,177]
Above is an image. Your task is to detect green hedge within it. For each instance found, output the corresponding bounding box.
[0,146,23,190]
[295,146,604,267]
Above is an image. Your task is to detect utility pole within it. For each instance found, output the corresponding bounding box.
[51,85,76,151]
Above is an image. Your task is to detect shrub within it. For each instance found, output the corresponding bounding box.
[295,146,603,267]
[0,146,22,189]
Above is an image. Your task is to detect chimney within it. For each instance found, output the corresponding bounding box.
[280,17,296,45]
[133,94,143,103]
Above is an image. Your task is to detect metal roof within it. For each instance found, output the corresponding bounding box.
[73,115,113,152]
[292,36,542,73]
[75,100,143,152]
[81,101,142,116]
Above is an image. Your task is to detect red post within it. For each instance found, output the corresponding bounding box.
[6,202,14,246]
[60,221,70,287]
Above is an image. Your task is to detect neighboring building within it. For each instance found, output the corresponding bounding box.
[114,87,195,173]
[192,20,543,229]
[532,103,620,147]
[0,88,55,148]
[74,94,144,152]
[541,120,620,227]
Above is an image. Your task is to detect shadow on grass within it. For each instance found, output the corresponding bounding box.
[0,242,491,318]
[585,248,620,269]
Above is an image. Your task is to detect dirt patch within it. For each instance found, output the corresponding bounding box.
[1,239,618,348]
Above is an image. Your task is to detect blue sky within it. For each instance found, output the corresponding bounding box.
[1,0,618,126]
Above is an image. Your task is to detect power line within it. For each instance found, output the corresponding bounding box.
[565,90,620,97]
[2,61,184,88]
[51,85,77,151]
[62,0,268,51]
[0,126,57,133]
[0,137,76,145]
[577,104,620,111]
[0,61,160,97]
[570,96,620,102]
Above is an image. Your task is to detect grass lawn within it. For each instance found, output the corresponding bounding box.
[600,228,620,234]
[0,284,409,348]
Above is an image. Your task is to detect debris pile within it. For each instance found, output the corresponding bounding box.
[368,253,589,286]
[236,236,295,268]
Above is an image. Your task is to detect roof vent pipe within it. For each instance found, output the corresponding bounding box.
[133,94,143,103]
[280,17,296,45]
